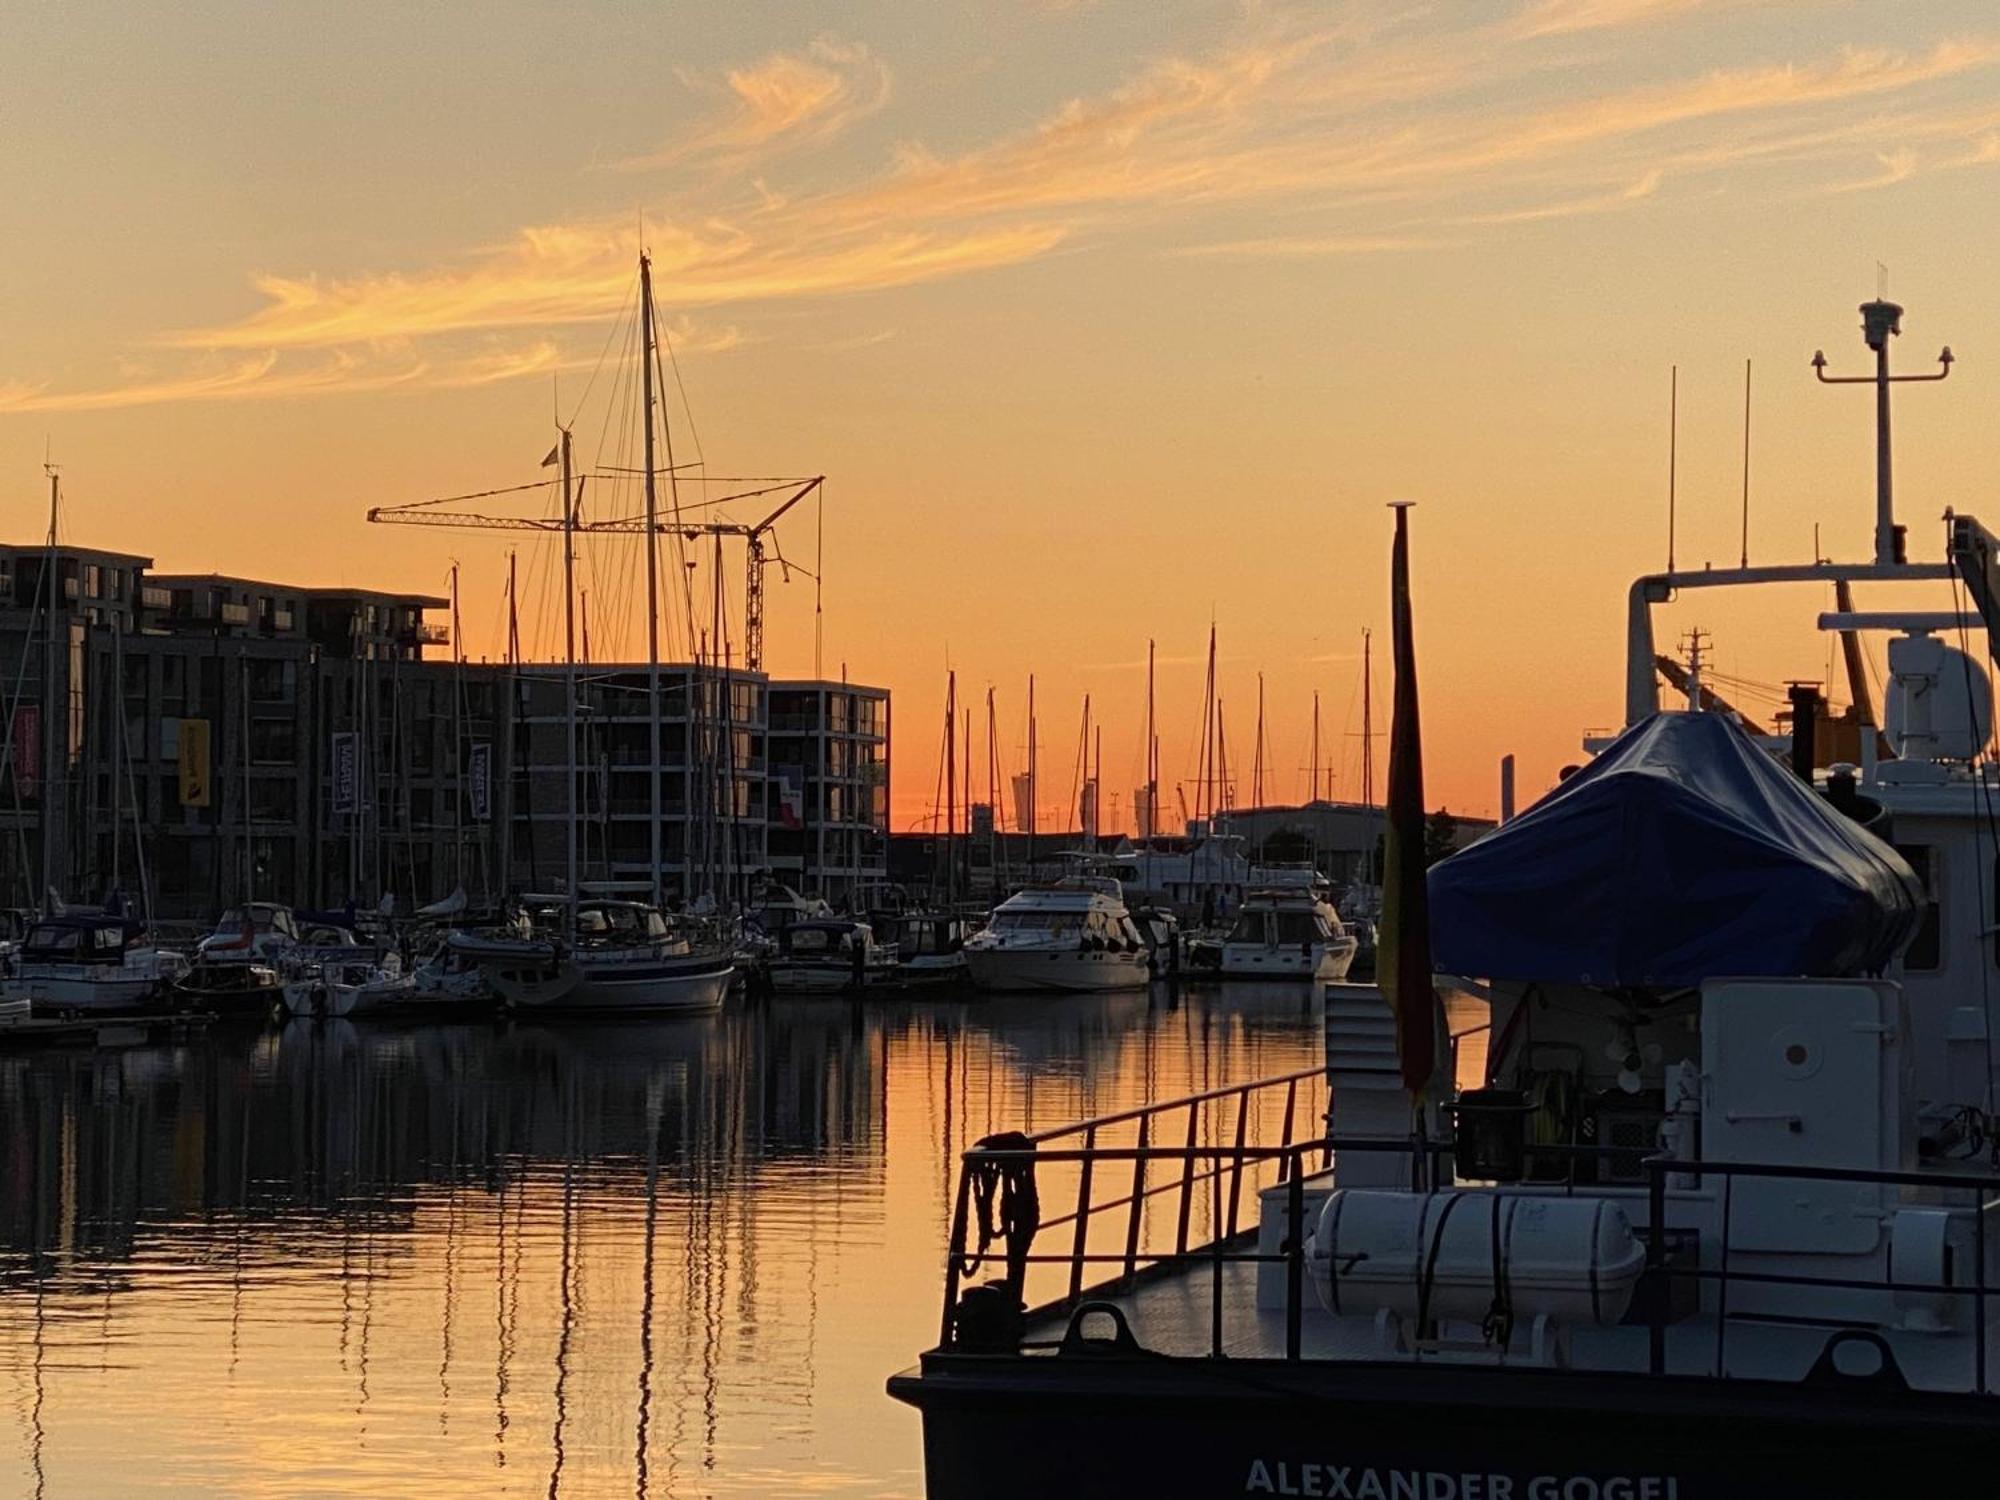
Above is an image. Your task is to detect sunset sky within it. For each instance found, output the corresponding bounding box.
[8,0,2000,829]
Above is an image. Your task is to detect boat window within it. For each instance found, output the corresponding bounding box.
[1272,910,1322,945]
[93,926,124,952]
[991,912,1067,933]
[25,924,82,954]
[789,927,835,954]
[646,911,669,939]
[1225,912,1265,943]
[1895,844,1941,972]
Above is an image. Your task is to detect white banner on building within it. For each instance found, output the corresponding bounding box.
[469,742,492,822]
[331,732,358,814]
[776,769,804,830]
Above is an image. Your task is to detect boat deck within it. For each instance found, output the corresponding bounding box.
[1026,1252,1343,1359]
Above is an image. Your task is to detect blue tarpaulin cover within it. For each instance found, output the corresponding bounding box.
[1429,712,1922,986]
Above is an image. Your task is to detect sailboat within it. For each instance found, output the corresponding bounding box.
[0,467,183,1018]
[447,254,733,1017]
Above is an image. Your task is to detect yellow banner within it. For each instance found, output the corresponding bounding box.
[178,718,211,807]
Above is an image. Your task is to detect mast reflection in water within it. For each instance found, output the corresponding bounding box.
[0,984,1324,1497]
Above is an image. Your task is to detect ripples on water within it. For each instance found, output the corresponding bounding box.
[0,983,1330,1498]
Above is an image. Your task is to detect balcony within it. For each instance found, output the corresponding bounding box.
[220,602,251,626]
[398,622,451,648]
[140,585,172,611]
[265,608,295,633]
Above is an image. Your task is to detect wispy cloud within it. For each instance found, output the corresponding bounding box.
[1511,0,1718,40]
[8,14,1999,414]
[625,36,890,169]
[1170,232,1443,259]
[1453,168,1662,224]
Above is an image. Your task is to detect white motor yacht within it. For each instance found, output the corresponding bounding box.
[0,912,187,1016]
[962,879,1151,993]
[1216,887,1358,981]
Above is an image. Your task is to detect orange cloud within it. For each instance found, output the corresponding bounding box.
[7,18,1998,414]
[625,36,890,168]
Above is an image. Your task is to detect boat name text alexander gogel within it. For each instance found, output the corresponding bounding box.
[1243,1462,1681,1500]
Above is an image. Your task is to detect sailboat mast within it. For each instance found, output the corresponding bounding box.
[111,603,122,894]
[944,669,957,906]
[1311,690,1321,803]
[639,253,665,908]
[1361,627,1374,808]
[962,711,972,899]
[1027,673,1037,881]
[450,561,464,893]
[1144,638,1157,838]
[986,685,1005,889]
[1253,672,1265,808]
[1091,721,1101,850]
[40,464,57,907]
[560,426,579,941]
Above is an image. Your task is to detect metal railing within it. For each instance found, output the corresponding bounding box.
[938,1081,2000,1394]
[940,1066,1333,1349]
[1645,1156,2000,1390]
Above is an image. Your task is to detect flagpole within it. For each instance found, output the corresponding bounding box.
[1381,501,1440,1176]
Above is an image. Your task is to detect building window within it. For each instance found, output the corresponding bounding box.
[83,564,102,598]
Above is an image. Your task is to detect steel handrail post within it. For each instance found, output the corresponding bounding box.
[1175,1100,1200,1255]
[1226,1085,1251,1238]
[1278,1078,1298,1185]
[1980,1193,1990,1394]
[1068,1124,1098,1305]
[1646,1156,1667,1375]
[940,1159,974,1348]
[1122,1115,1150,1284]
[1716,1174,1733,1377]
[1286,1164,1305,1359]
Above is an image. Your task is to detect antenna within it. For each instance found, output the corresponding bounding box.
[1739,358,1752,569]
[1667,364,1678,574]
[1813,295,1952,566]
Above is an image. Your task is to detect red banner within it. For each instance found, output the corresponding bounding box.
[10,705,39,800]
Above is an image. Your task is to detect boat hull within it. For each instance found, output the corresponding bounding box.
[963,948,1151,993]
[494,955,733,1015]
[1218,937,1357,982]
[5,972,167,1015]
[889,1350,1996,1500]
[768,961,900,995]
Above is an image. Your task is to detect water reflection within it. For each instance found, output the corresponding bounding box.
[0,982,1326,1497]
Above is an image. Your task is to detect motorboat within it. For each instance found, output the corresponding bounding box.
[878,911,972,989]
[0,911,188,1017]
[1213,887,1357,981]
[171,903,299,1018]
[767,918,901,995]
[457,898,732,1016]
[890,300,2000,1497]
[962,879,1151,993]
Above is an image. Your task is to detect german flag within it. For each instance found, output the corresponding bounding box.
[1379,502,1441,1099]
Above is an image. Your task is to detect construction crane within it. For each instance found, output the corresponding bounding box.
[367,472,822,672]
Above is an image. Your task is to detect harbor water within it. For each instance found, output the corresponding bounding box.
[0,983,1328,1497]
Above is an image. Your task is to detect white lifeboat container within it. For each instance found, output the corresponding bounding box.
[1308,1189,1647,1327]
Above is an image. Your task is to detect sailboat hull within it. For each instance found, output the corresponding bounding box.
[494,954,734,1015]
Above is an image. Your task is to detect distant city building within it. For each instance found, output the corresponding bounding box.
[0,540,888,920]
